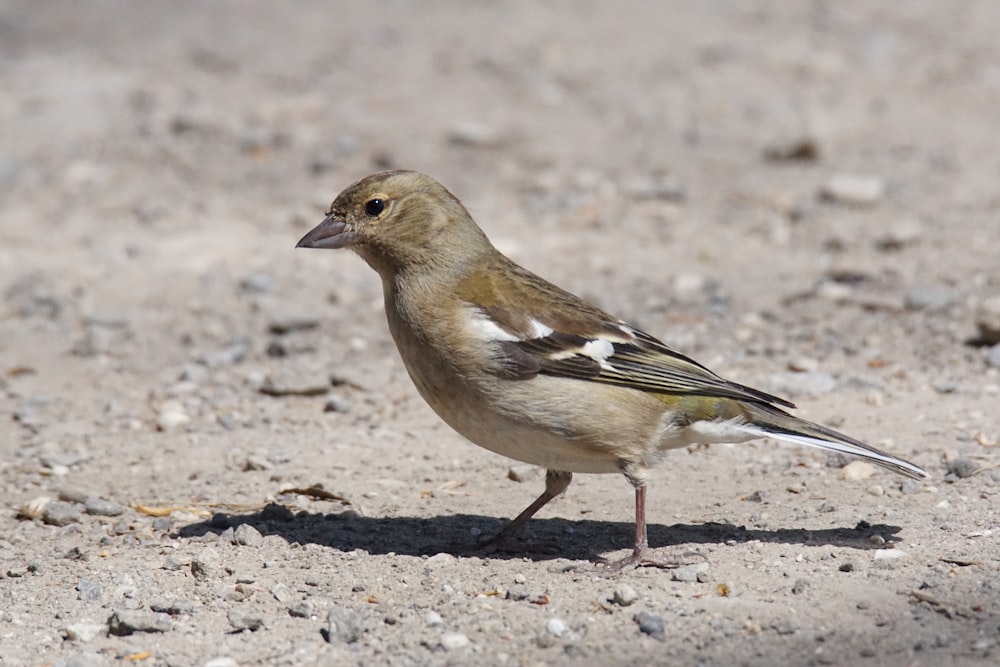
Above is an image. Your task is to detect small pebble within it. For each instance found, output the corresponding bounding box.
[787,357,819,372]
[932,380,958,394]
[42,452,91,469]
[227,610,266,632]
[325,605,364,643]
[268,314,319,334]
[874,219,923,251]
[904,287,954,311]
[108,609,173,635]
[839,562,856,572]
[76,577,102,602]
[507,464,540,482]
[204,659,239,667]
[64,622,104,642]
[258,374,329,397]
[288,601,315,618]
[425,611,444,627]
[84,497,125,517]
[233,523,264,547]
[426,552,457,566]
[270,583,292,603]
[324,395,352,413]
[43,501,83,526]
[762,136,820,162]
[946,458,979,479]
[240,272,276,294]
[976,296,1000,344]
[672,562,709,583]
[150,599,196,615]
[156,406,190,432]
[14,396,49,428]
[440,631,471,650]
[546,617,570,637]
[772,619,798,635]
[19,496,52,520]
[819,174,885,206]
[839,461,876,481]
[634,612,665,640]
[191,547,221,580]
[151,517,173,531]
[199,341,248,368]
[986,344,1000,369]
[873,548,908,560]
[612,584,639,606]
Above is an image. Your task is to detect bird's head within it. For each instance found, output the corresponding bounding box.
[297,170,490,276]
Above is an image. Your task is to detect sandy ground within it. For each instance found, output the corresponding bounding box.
[2,2,999,666]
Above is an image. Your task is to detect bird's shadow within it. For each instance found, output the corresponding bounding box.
[177,506,903,563]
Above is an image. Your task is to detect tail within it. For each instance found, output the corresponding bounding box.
[741,403,928,480]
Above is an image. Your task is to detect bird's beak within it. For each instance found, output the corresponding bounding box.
[296,215,357,249]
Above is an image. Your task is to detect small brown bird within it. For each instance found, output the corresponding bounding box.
[297,170,927,568]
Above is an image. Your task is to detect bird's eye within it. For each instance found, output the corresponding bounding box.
[364,198,385,217]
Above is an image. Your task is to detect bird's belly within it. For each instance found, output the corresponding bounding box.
[434,399,624,474]
[405,365,642,474]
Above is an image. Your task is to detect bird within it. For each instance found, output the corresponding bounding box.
[296,169,928,568]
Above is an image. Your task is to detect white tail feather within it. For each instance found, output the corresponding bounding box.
[741,425,928,480]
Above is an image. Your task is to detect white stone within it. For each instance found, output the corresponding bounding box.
[839,461,876,481]
[440,632,470,650]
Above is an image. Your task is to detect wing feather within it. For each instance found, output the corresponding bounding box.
[477,307,795,409]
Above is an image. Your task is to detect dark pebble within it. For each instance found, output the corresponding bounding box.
[268,315,319,334]
[150,599,196,615]
[946,458,979,479]
[84,497,125,517]
[288,601,316,618]
[227,610,266,632]
[634,612,665,640]
[43,501,82,526]
[152,517,173,532]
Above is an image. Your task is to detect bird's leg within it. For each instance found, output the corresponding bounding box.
[597,464,699,571]
[594,485,676,570]
[479,469,572,554]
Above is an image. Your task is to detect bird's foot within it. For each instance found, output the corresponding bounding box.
[582,548,708,576]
